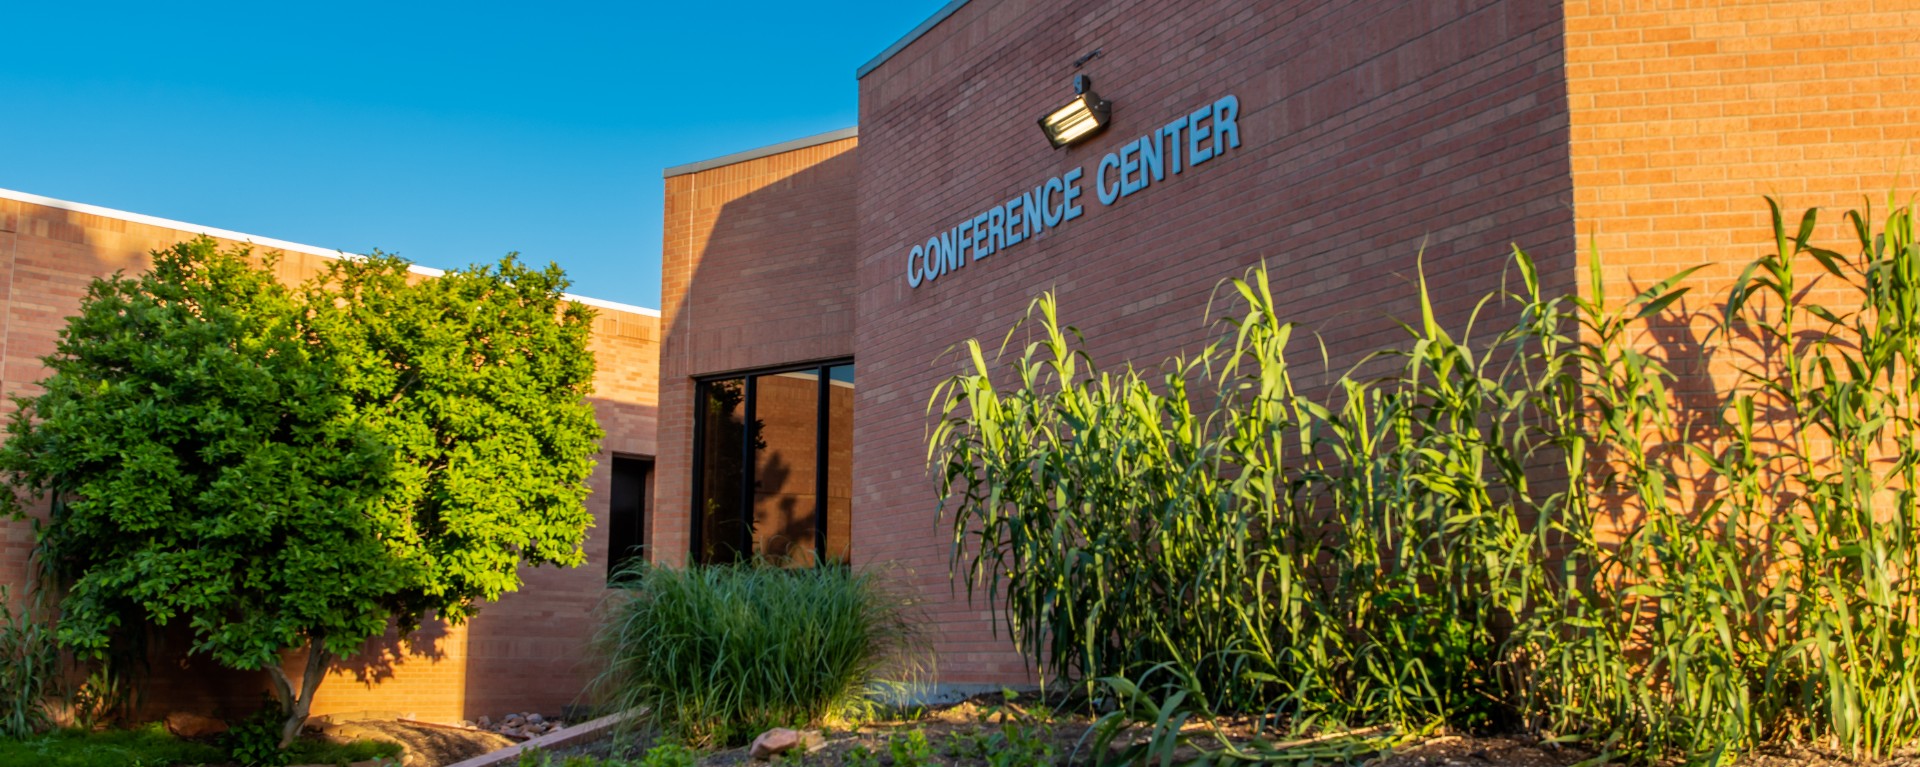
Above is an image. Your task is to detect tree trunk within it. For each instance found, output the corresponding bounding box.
[263,641,334,749]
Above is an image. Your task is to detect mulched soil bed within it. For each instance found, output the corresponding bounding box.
[532,694,1910,767]
[541,698,1599,767]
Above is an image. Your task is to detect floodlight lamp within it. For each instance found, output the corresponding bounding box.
[1039,75,1111,149]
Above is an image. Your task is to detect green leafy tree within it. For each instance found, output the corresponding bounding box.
[0,239,395,745]
[0,238,603,747]
[302,251,603,627]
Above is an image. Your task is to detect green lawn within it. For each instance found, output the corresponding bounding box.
[0,724,402,767]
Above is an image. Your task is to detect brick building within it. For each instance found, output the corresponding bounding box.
[0,188,660,721]
[654,0,1920,693]
[4,0,1916,721]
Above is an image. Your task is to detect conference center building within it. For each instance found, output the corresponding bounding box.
[0,0,1916,723]
[652,0,1920,692]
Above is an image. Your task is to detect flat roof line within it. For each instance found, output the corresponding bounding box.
[856,0,973,80]
[0,186,661,318]
[661,126,859,178]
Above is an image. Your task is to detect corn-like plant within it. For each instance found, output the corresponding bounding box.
[930,252,1613,738]
[591,562,928,748]
[1519,198,1920,764]
[932,195,1920,765]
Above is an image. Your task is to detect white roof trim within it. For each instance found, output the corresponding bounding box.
[0,186,660,318]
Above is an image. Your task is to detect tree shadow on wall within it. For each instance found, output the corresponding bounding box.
[459,393,660,721]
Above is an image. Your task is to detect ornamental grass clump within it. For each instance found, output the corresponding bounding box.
[0,586,58,739]
[932,195,1920,765]
[593,562,927,747]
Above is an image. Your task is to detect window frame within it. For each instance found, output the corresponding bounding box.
[691,357,853,566]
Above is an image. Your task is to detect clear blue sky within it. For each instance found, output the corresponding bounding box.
[0,1,949,310]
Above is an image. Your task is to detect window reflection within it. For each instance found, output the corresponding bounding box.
[752,371,819,564]
[825,365,854,563]
[696,378,749,564]
[693,362,854,567]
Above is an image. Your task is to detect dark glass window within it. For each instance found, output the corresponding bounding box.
[694,361,854,566]
[696,377,750,565]
[606,455,653,581]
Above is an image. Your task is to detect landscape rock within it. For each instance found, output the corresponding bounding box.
[750,728,823,760]
[471,711,572,739]
[164,712,229,738]
[751,728,803,760]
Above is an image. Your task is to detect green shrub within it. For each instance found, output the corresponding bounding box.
[885,730,933,767]
[225,706,292,766]
[933,196,1920,764]
[593,562,926,747]
[0,586,58,739]
[842,744,879,767]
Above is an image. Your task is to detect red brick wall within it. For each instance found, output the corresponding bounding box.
[852,0,1577,685]
[654,138,859,565]
[0,194,659,723]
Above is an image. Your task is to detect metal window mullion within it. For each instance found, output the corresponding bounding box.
[690,381,707,563]
[814,365,830,565]
[740,374,757,561]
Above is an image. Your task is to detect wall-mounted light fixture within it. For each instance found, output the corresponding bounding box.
[1038,74,1111,149]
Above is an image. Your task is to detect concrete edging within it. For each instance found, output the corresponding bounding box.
[442,710,642,767]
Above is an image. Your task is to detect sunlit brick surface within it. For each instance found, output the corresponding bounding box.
[1565,0,1920,360]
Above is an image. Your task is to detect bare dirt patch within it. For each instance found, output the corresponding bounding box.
[322,719,515,767]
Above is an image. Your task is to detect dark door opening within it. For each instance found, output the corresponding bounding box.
[607,455,654,580]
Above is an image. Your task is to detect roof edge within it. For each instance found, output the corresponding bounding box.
[0,186,661,318]
[662,126,860,178]
[856,0,973,80]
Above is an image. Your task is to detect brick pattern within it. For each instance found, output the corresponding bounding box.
[0,196,659,722]
[1565,0,1920,314]
[653,138,859,566]
[1559,2,1920,544]
[852,0,1578,684]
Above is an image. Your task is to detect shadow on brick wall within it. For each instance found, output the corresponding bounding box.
[653,145,858,572]
[458,394,660,721]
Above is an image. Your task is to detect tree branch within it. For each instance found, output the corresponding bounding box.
[263,662,295,711]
